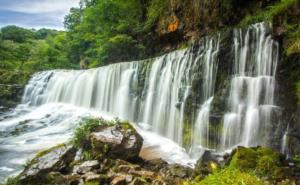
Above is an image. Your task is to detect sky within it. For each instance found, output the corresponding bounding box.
[0,0,80,30]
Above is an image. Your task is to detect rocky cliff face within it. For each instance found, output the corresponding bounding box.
[150,0,279,51]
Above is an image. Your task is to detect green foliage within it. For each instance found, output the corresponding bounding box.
[0,26,35,43]
[0,70,31,85]
[64,0,147,67]
[229,147,283,179]
[187,168,262,185]
[0,26,78,89]
[84,181,99,185]
[72,118,114,149]
[292,155,300,167]
[0,178,21,185]
[144,0,169,30]
[287,39,300,56]
[187,147,285,185]
[297,81,300,106]
[239,0,298,26]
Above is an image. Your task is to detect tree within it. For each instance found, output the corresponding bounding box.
[0,26,35,43]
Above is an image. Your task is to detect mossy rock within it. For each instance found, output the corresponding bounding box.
[89,121,143,160]
[18,144,76,184]
[229,146,285,180]
[229,147,258,170]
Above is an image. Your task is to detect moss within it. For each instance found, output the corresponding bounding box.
[84,181,99,185]
[287,39,300,56]
[35,143,67,158]
[229,147,284,180]
[24,143,67,167]
[182,119,192,148]
[229,147,258,170]
[187,147,285,185]
[118,119,135,131]
[296,81,300,106]
[186,168,262,185]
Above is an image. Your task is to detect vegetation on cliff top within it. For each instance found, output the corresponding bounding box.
[239,0,298,26]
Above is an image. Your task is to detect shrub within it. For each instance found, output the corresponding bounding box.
[239,0,298,26]
[144,0,169,30]
[72,118,114,149]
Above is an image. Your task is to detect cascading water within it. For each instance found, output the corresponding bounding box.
[221,23,279,150]
[0,22,283,181]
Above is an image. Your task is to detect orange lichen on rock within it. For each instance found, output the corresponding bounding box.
[167,15,180,33]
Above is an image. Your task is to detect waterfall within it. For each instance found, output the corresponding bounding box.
[20,36,221,148]
[221,23,279,150]
[0,22,283,180]
[18,23,280,152]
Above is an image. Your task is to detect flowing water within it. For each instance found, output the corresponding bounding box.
[0,23,283,181]
[221,23,279,150]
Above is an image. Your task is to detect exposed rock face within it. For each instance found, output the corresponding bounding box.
[18,144,76,183]
[90,124,143,160]
[152,0,279,53]
[73,160,100,174]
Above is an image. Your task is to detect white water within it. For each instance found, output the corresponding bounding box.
[221,23,279,150]
[0,22,282,181]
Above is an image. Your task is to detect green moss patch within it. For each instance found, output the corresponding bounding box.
[187,168,262,185]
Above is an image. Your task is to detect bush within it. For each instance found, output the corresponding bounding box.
[239,0,298,26]
[144,0,169,30]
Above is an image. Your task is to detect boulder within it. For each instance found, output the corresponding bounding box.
[111,174,133,185]
[167,164,193,178]
[19,144,76,183]
[90,123,143,160]
[73,160,100,174]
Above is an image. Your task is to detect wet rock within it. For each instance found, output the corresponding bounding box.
[83,171,101,181]
[128,169,155,179]
[117,164,141,173]
[167,164,192,178]
[46,172,66,185]
[129,177,148,185]
[19,144,76,183]
[90,123,143,160]
[195,150,220,175]
[73,160,100,174]
[111,174,133,185]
